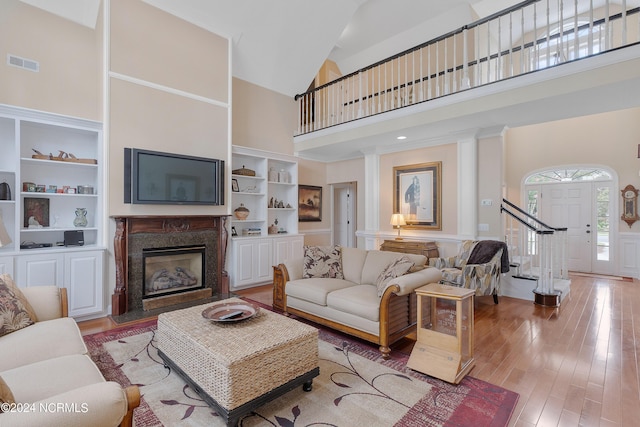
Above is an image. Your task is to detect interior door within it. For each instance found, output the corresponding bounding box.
[332,183,356,247]
[540,182,592,272]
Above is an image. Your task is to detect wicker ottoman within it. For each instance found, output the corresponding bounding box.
[156,298,319,426]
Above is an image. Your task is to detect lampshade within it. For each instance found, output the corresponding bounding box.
[390,213,406,240]
[390,213,406,227]
[0,213,11,248]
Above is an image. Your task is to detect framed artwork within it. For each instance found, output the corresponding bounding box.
[393,162,442,230]
[298,185,322,222]
[231,178,239,192]
[24,197,50,228]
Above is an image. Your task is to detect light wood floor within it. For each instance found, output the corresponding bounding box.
[78,274,640,426]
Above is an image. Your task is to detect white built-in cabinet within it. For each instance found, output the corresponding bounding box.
[229,146,304,290]
[0,104,105,319]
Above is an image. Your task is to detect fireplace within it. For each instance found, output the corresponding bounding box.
[143,245,205,299]
[111,216,229,315]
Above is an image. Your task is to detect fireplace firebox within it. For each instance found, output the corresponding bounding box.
[143,245,205,299]
[111,215,229,316]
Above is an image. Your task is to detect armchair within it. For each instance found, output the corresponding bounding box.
[0,276,140,427]
[429,240,509,303]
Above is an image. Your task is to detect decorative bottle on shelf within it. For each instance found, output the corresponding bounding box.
[74,208,88,227]
[269,167,278,182]
[278,169,289,183]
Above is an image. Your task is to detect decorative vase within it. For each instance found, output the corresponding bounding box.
[73,208,88,227]
[234,204,249,220]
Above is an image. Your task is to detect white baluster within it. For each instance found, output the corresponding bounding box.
[462,28,470,89]
[419,47,424,101]
[427,44,432,99]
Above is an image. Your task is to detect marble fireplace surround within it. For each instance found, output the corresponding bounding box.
[111,215,229,316]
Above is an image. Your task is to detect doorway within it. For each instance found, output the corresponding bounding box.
[331,182,357,247]
[524,167,615,275]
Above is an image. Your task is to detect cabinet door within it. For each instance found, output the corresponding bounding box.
[272,235,304,266]
[233,238,272,288]
[65,250,104,318]
[0,256,13,277]
[15,253,64,287]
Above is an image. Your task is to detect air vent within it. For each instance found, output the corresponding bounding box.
[7,54,39,72]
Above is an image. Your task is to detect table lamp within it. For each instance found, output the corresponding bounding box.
[390,213,406,240]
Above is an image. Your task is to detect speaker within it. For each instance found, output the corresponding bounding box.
[0,182,10,201]
[64,230,84,246]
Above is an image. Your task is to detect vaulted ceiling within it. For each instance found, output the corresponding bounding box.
[17,0,522,97]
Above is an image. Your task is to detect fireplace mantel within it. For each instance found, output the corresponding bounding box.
[111,215,229,316]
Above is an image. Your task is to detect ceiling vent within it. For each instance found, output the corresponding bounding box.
[7,54,39,72]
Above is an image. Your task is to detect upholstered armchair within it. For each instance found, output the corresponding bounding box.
[428,240,509,303]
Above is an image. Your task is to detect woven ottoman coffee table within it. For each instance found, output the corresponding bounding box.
[156,297,319,427]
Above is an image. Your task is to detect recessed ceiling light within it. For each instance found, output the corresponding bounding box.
[397,136,407,140]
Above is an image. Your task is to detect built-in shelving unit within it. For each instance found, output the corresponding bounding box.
[0,104,105,319]
[230,146,303,290]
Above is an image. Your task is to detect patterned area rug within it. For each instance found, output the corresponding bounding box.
[85,313,518,426]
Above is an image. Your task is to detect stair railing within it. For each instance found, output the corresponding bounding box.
[501,198,568,297]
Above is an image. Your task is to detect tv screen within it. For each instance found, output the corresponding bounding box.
[124,148,224,205]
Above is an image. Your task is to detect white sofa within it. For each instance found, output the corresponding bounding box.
[273,247,442,358]
[0,277,139,427]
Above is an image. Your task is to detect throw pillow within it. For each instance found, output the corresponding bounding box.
[0,376,15,411]
[303,245,344,279]
[0,274,37,338]
[375,256,414,297]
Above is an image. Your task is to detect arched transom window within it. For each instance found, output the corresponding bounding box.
[525,168,612,184]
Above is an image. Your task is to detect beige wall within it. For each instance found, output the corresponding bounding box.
[505,107,640,231]
[380,144,458,236]
[110,0,228,103]
[232,78,296,154]
[0,0,101,120]
[478,135,504,238]
[107,0,230,218]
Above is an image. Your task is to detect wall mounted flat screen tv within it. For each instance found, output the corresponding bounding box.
[124,148,224,205]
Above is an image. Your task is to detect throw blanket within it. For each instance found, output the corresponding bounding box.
[467,240,510,273]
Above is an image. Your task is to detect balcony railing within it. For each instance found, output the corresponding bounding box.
[295,0,640,136]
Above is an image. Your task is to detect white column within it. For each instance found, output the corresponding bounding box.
[457,137,478,239]
[362,149,380,250]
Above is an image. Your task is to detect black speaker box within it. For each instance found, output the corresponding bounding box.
[64,230,84,246]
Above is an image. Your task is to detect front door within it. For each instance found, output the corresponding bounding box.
[530,181,614,275]
[540,182,592,272]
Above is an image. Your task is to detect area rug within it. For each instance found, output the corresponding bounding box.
[84,315,518,426]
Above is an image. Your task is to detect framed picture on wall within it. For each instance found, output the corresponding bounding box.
[393,162,442,230]
[24,197,50,228]
[298,185,322,222]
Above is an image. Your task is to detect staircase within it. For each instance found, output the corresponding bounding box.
[501,198,571,306]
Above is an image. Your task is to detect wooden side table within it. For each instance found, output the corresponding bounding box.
[379,239,439,261]
[407,283,475,384]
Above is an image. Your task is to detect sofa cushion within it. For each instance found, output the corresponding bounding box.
[0,274,37,337]
[327,285,380,322]
[303,245,344,279]
[2,354,105,403]
[286,278,355,306]
[341,247,368,284]
[0,375,15,410]
[375,256,414,297]
[361,251,426,285]
[0,317,88,372]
